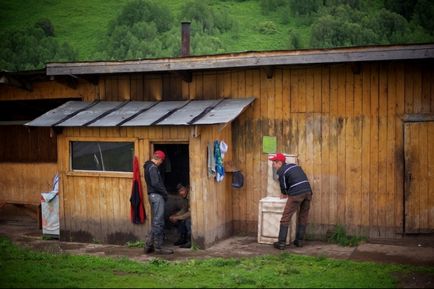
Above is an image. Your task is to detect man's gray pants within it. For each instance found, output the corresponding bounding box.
[146,193,165,248]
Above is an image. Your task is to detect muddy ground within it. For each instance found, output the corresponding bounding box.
[0,204,433,288]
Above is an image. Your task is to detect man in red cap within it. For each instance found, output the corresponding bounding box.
[269,153,313,249]
[143,150,173,255]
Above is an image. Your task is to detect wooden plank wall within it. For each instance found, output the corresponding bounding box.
[2,59,432,243]
[0,79,93,204]
[58,124,232,247]
[58,126,189,244]
[0,126,56,162]
[93,61,433,240]
[0,163,57,203]
[0,79,95,101]
[190,124,234,248]
[58,125,232,247]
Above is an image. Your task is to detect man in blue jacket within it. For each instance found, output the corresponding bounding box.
[269,153,313,249]
[143,150,173,255]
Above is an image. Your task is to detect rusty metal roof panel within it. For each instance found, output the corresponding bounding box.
[88,101,156,127]
[158,99,220,125]
[57,101,122,127]
[193,97,255,125]
[24,101,91,127]
[121,100,189,126]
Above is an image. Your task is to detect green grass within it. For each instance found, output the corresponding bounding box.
[1,237,433,288]
[0,0,303,61]
[1,0,431,63]
[327,225,367,247]
[0,0,128,60]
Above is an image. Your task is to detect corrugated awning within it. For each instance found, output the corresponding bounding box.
[25,97,255,127]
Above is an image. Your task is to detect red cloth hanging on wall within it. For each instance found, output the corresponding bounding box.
[130,156,146,224]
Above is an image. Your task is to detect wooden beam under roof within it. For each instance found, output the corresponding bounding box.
[46,44,434,76]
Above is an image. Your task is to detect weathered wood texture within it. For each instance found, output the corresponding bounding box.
[0,79,95,101]
[91,61,433,239]
[404,122,434,234]
[2,59,433,243]
[0,126,57,162]
[57,125,233,247]
[0,163,57,203]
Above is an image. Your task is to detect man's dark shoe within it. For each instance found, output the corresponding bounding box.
[144,245,154,254]
[293,240,303,247]
[155,247,174,255]
[179,241,191,249]
[273,241,286,250]
[273,224,289,250]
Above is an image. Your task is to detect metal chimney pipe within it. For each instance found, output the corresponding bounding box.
[181,21,191,57]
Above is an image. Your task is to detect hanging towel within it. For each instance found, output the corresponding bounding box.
[130,156,146,224]
[207,142,216,177]
[214,140,225,182]
[220,140,228,159]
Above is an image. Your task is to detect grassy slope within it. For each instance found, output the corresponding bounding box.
[1,0,431,62]
[0,0,301,60]
[0,0,127,59]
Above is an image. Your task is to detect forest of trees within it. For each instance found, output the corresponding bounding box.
[1,0,433,71]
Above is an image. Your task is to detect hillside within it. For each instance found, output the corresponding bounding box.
[1,0,433,70]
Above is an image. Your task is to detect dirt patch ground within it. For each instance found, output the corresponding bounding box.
[1,204,433,288]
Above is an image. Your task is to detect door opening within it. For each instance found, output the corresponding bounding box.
[153,143,190,244]
[153,143,189,193]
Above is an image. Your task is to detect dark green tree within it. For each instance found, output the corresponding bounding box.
[413,0,434,35]
[35,18,55,37]
[310,14,377,48]
[102,0,176,60]
[384,0,417,21]
[289,0,322,16]
[366,9,410,44]
[180,0,236,34]
[288,29,302,49]
[179,0,237,55]
[0,25,77,71]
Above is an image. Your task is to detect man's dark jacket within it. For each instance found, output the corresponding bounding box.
[144,160,168,200]
[277,163,312,196]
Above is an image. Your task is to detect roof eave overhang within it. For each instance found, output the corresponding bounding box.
[46,44,434,76]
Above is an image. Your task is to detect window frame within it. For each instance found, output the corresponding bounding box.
[67,137,138,178]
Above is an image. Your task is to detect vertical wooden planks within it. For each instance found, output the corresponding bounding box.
[361,63,371,232]
[352,66,363,235]
[251,68,262,231]
[369,63,379,237]
[419,123,428,232]
[378,63,388,237]
[245,69,256,232]
[428,123,434,232]
[336,65,346,225]
[203,72,217,100]
[321,65,331,229]
[328,65,339,226]
[118,75,131,101]
[189,130,204,245]
[394,63,405,234]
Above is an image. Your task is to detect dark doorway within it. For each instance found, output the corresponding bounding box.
[153,143,189,194]
[153,143,190,244]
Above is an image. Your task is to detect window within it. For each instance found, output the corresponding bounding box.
[71,141,134,172]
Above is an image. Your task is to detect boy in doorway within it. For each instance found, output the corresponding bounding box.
[169,183,191,248]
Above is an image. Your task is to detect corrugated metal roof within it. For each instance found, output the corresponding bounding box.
[25,98,255,127]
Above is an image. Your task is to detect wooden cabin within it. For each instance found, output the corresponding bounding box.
[1,44,433,248]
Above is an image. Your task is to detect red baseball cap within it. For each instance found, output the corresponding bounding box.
[269,153,286,162]
[153,150,166,161]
